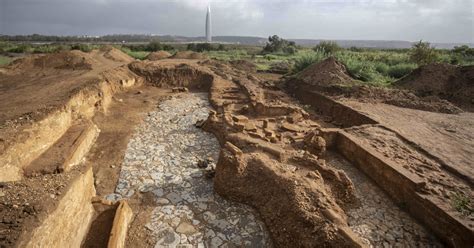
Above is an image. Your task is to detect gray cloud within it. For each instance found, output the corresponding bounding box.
[0,0,472,43]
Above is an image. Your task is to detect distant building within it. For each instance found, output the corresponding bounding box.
[205,5,212,42]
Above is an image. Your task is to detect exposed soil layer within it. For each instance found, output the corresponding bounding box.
[1,51,472,247]
[396,63,474,111]
[288,57,462,114]
[146,51,172,61]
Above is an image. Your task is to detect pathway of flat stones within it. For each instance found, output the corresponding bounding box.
[326,153,442,248]
[112,93,270,247]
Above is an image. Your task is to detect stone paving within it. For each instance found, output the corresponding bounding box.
[111,93,270,247]
[326,153,442,248]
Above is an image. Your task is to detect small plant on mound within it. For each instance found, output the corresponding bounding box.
[71,44,94,52]
[410,40,439,65]
[451,192,473,216]
[293,52,326,73]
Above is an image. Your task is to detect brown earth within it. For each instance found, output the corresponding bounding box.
[1,51,473,247]
[229,59,257,73]
[395,63,474,111]
[146,51,172,61]
[170,51,208,60]
[288,57,463,114]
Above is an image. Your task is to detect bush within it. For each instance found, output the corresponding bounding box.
[313,41,341,55]
[71,44,94,52]
[262,35,297,55]
[410,40,439,65]
[293,52,326,73]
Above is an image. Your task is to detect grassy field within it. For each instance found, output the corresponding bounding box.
[0,55,12,66]
[1,41,473,86]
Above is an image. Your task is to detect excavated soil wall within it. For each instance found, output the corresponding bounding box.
[129,61,214,91]
[321,128,473,247]
[16,167,96,247]
[0,66,140,182]
[288,83,377,127]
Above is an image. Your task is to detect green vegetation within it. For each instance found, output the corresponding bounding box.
[262,35,297,55]
[410,40,439,65]
[1,38,473,86]
[451,192,473,216]
[313,41,341,55]
[187,43,226,52]
[0,55,12,66]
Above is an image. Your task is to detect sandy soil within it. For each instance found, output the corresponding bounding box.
[343,100,474,183]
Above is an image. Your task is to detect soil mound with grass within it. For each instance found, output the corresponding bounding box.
[288,58,463,114]
[171,51,208,60]
[146,51,172,61]
[298,57,358,86]
[101,46,134,63]
[229,60,257,73]
[7,50,94,71]
[395,63,474,111]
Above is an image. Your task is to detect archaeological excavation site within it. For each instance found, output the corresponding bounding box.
[0,48,473,248]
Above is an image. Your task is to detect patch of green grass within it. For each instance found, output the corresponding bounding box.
[0,55,12,66]
[119,47,149,60]
[451,192,473,216]
[293,51,326,73]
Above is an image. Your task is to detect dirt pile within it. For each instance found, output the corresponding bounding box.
[288,58,462,114]
[6,50,94,71]
[298,57,358,86]
[170,51,208,60]
[146,51,171,61]
[395,63,474,110]
[101,46,134,63]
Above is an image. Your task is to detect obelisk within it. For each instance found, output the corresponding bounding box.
[206,4,212,42]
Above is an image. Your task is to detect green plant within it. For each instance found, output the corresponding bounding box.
[313,41,341,55]
[262,35,297,55]
[293,52,326,73]
[410,40,439,65]
[451,192,473,216]
[71,44,94,52]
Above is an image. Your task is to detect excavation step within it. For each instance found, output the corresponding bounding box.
[113,93,270,247]
[24,120,99,176]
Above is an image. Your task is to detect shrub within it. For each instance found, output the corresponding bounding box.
[313,41,341,55]
[71,44,93,52]
[293,52,326,73]
[410,40,439,65]
[262,35,297,55]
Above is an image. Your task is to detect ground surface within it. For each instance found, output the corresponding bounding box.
[112,93,270,247]
[1,51,473,247]
[343,100,474,183]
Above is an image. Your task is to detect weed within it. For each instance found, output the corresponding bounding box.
[451,192,473,216]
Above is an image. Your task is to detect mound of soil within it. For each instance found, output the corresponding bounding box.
[35,50,94,70]
[297,57,358,86]
[170,51,208,60]
[229,60,256,73]
[146,51,171,61]
[101,46,134,63]
[395,63,474,111]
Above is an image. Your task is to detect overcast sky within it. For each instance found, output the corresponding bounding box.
[0,0,473,43]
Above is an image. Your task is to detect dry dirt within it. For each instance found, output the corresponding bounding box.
[146,51,172,61]
[0,50,473,247]
[395,63,474,111]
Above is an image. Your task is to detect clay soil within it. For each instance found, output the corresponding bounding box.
[1,51,473,247]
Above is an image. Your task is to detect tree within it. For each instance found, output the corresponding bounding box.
[262,35,297,54]
[410,40,439,65]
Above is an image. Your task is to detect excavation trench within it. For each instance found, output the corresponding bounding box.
[110,93,270,247]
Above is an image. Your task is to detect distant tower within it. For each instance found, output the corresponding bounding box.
[206,4,212,42]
